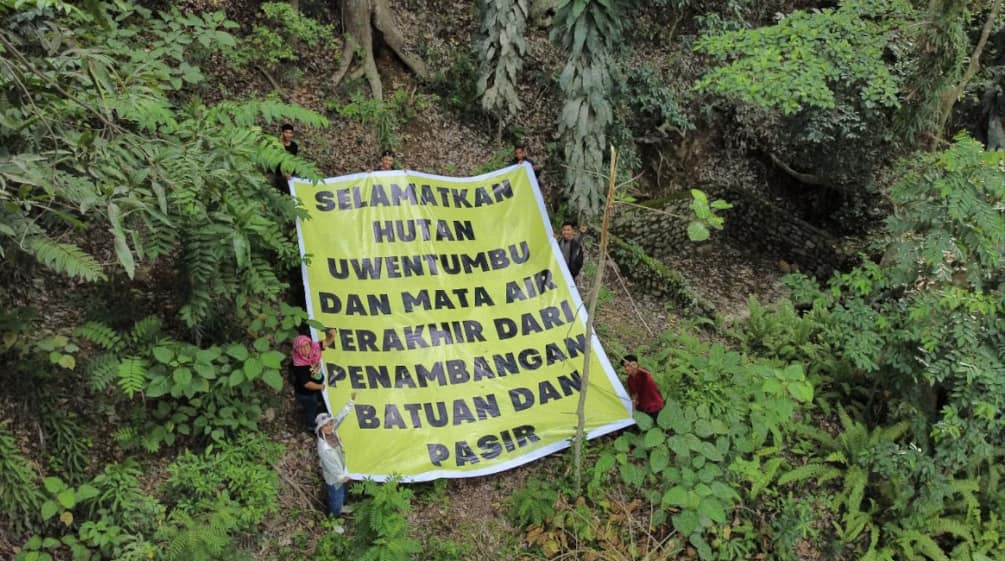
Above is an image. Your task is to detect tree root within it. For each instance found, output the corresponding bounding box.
[331,0,428,100]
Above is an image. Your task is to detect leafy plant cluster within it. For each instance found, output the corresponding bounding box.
[346,478,420,561]
[610,332,813,559]
[724,135,1005,560]
[15,438,279,561]
[333,89,439,152]
[550,0,622,216]
[695,0,906,115]
[476,0,529,124]
[229,2,339,76]
[0,3,326,556]
[1,2,327,333]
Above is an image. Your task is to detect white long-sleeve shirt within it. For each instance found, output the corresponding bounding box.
[317,399,354,487]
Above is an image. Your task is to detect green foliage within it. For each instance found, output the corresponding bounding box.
[686,189,731,242]
[476,0,529,122]
[613,329,813,558]
[163,434,282,530]
[551,0,621,216]
[156,501,252,561]
[614,61,694,137]
[770,494,827,561]
[335,89,438,152]
[0,421,43,533]
[40,412,91,485]
[1,2,327,333]
[75,312,293,451]
[427,49,482,120]
[730,135,1005,560]
[38,475,99,524]
[695,0,907,115]
[84,461,164,535]
[349,478,421,561]
[508,477,559,526]
[230,2,337,71]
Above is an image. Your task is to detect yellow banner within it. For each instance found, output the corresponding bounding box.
[292,164,633,481]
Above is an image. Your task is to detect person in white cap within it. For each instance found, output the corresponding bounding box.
[315,392,357,528]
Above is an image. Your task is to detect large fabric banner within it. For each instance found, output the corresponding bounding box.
[292,163,633,481]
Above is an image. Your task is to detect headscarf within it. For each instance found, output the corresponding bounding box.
[292,335,322,367]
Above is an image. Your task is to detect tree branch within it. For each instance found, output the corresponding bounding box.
[768,152,828,187]
[936,0,1003,136]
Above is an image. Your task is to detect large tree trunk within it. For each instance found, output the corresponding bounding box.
[332,0,428,99]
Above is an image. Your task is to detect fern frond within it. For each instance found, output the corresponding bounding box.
[842,465,868,514]
[117,357,148,398]
[777,462,842,486]
[212,98,329,129]
[927,517,971,540]
[75,321,123,351]
[792,422,839,450]
[26,236,106,281]
[901,532,950,561]
[86,352,120,392]
[128,316,163,348]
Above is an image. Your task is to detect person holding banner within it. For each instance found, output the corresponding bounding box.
[315,393,356,526]
[622,354,664,420]
[291,329,336,433]
[375,150,396,171]
[511,143,542,174]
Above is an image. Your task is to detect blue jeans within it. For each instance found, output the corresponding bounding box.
[295,391,324,432]
[326,482,346,517]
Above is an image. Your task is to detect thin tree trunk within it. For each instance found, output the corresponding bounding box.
[373,0,428,80]
[332,0,428,99]
[573,146,619,493]
[935,0,1002,137]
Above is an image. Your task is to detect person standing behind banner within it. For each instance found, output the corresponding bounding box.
[291,328,336,433]
[557,221,585,279]
[274,123,299,194]
[511,143,542,174]
[375,150,396,171]
[622,354,664,420]
[315,392,356,530]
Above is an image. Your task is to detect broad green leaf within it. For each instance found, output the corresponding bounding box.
[43,477,65,493]
[643,428,665,448]
[687,221,710,242]
[228,369,245,387]
[662,485,689,506]
[56,489,76,508]
[261,350,284,369]
[650,447,670,473]
[41,500,59,521]
[173,367,192,387]
[75,484,99,501]
[225,344,249,361]
[244,357,263,379]
[262,370,283,391]
[698,497,726,524]
[152,346,175,363]
[672,510,701,536]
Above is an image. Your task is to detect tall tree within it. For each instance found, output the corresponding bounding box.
[552,0,621,217]
[331,0,429,99]
[476,0,530,131]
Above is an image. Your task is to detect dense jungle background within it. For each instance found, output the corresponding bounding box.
[2,0,1005,560]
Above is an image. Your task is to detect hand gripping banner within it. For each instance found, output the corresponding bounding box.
[292,163,634,481]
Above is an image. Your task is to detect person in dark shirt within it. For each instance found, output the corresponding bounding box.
[622,354,665,420]
[557,221,585,278]
[274,123,299,194]
[291,328,335,433]
[511,143,542,174]
[375,150,396,171]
